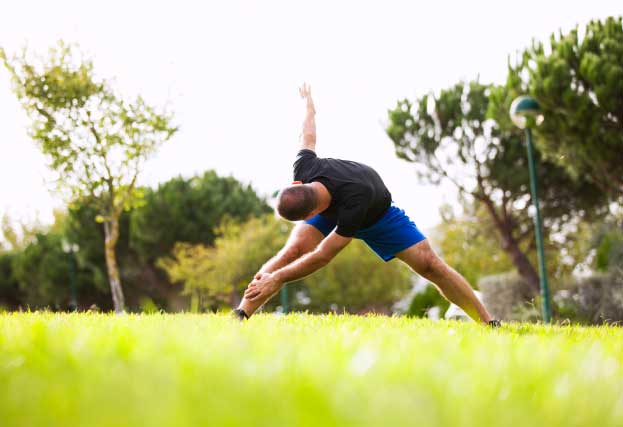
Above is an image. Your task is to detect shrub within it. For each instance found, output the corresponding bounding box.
[554,270,623,325]
[407,283,450,318]
[479,272,534,321]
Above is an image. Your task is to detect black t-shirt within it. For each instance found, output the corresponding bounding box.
[293,149,392,237]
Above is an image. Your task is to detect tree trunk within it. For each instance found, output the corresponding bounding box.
[104,218,125,313]
[480,195,540,296]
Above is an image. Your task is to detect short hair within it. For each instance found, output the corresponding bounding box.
[277,185,317,221]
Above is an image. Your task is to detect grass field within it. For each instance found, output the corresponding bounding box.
[1,313,622,427]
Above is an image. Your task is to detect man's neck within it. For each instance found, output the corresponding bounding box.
[310,181,331,214]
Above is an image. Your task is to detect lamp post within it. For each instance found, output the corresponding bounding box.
[62,240,79,311]
[509,96,552,323]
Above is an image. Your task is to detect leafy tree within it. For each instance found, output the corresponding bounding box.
[1,213,44,251]
[63,198,131,309]
[507,16,623,199]
[131,171,271,262]
[1,42,177,312]
[59,172,269,312]
[387,81,606,294]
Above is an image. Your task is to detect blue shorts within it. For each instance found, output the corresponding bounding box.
[305,204,426,262]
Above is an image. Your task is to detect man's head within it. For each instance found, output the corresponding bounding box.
[276,183,318,221]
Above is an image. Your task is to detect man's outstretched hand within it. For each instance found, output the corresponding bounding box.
[299,82,315,114]
[244,272,284,302]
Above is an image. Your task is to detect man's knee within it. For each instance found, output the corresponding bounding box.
[419,253,445,277]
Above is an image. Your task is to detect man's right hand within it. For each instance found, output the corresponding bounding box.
[299,83,317,150]
[299,83,315,114]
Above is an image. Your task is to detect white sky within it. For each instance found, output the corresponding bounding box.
[0,0,620,233]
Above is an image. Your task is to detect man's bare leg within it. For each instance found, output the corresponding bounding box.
[395,240,493,323]
[237,224,324,317]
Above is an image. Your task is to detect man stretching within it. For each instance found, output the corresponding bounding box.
[234,84,498,326]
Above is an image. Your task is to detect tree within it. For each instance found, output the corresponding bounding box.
[508,16,623,199]
[1,42,177,312]
[386,81,606,294]
[130,171,271,263]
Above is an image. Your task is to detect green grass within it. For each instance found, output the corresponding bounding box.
[1,313,622,427]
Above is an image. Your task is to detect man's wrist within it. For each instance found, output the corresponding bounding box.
[272,270,285,285]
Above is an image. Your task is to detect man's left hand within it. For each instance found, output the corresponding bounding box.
[244,272,283,302]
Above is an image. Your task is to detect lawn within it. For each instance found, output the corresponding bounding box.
[0,313,622,427]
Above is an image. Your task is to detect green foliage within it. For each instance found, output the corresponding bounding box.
[0,213,44,251]
[158,215,289,311]
[553,270,623,324]
[479,272,536,321]
[1,313,623,427]
[304,241,413,314]
[131,171,271,262]
[387,80,607,292]
[0,253,21,309]
[10,231,71,308]
[63,199,130,309]
[593,223,623,272]
[508,16,623,199]
[434,201,598,286]
[432,204,514,286]
[407,283,450,318]
[2,41,178,311]
[159,215,412,313]
[1,41,177,217]
[0,171,270,312]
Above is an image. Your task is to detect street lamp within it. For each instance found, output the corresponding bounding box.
[509,96,552,323]
[62,240,79,311]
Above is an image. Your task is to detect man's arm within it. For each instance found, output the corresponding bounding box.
[244,232,351,302]
[255,223,325,275]
[299,83,316,152]
[237,224,324,316]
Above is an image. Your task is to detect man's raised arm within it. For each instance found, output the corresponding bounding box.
[299,83,316,151]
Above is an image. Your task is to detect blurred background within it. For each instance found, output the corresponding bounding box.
[0,0,620,323]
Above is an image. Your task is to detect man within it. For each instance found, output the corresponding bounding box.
[234,84,499,326]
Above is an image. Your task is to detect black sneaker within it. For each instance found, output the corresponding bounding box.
[488,319,502,328]
[233,308,249,321]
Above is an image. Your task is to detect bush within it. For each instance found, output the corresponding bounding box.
[479,272,534,321]
[0,252,21,309]
[554,270,623,325]
[407,283,450,318]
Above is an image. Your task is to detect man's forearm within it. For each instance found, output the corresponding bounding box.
[299,83,316,150]
[301,111,316,150]
[258,246,300,275]
[237,246,302,316]
[273,249,329,284]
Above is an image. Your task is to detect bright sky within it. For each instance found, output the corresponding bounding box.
[0,0,619,233]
